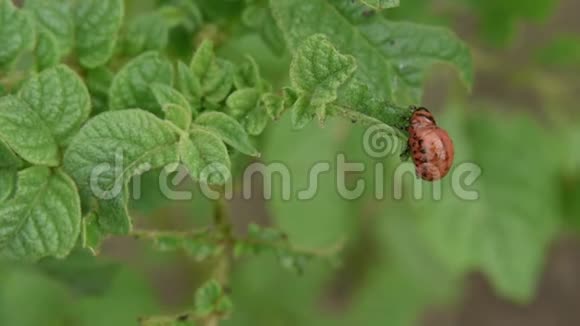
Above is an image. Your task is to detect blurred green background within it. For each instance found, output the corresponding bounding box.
[2,0,580,325]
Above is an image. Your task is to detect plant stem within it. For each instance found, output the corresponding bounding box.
[204,196,233,326]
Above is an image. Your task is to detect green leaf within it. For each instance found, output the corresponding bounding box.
[64,110,180,234]
[242,105,270,136]
[334,80,413,129]
[0,139,23,169]
[287,34,356,128]
[282,87,299,110]
[109,52,174,115]
[358,0,400,10]
[164,104,192,131]
[123,12,171,56]
[262,93,285,120]
[176,61,202,110]
[204,59,235,104]
[38,249,120,296]
[0,168,16,202]
[81,212,103,253]
[225,88,270,135]
[536,35,580,68]
[74,0,124,68]
[226,88,261,115]
[0,96,59,166]
[195,280,232,317]
[34,29,60,70]
[417,106,560,302]
[0,0,35,67]
[25,0,74,53]
[151,83,192,114]
[191,40,214,77]
[178,129,231,186]
[195,112,259,157]
[559,127,580,230]
[19,65,91,145]
[0,167,81,261]
[234,56,261,89]
[290,95,313,129]
[97,189,132,235]
[26,0,73,69]
[462,0,557,45]
[361,20,474,101]
[290,34,357,103]
[270,0,473,103]
[159,0,203,32]
[241,5,286,55]
[86,66,114,115]
[190,41,234,104]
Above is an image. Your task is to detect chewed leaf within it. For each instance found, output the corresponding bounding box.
[271,0,473,103]
[179,128,231,186]
[74,0,124,68]
[335,81,413,129]
[0,167,81,261]
[19,65,91,145]
[0,96,59,166]
[290,34,357,103]
[0,0,35,67]
[195,111,259,157]
[63,110,179,234]
[109,52,174,115]
[355,19,474,101]
[287,34,357,128]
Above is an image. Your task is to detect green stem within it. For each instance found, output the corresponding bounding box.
[328,80,415,136]
[328,103,411,141]
[204,196,233,326]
